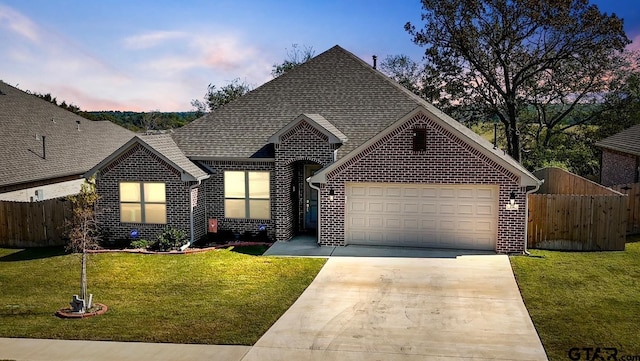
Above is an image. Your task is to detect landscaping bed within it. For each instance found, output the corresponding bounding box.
[0,247,325,345]
[510,237,640,361]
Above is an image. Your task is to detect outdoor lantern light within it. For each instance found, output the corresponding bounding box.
[506,191,519,210]
[329,188,335,201]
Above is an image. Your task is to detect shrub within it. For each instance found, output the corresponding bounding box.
[130,239,152,250]
[153,228,188,252]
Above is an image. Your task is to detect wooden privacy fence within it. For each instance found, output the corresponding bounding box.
[528,167,627,251]
[528,194,627,251]
[611,183,640,235]
[0,198,72,247]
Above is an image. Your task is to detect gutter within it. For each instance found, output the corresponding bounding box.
[307,179,322,245]
[523,179,544,256]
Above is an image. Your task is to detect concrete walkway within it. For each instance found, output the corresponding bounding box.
[0,338,251,361]
[264,235,497,258]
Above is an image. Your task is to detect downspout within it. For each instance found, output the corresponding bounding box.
[308,179,322,244]
[523,180,544,256]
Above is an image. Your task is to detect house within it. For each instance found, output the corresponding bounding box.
[595,124,640,186]
[87,45,540,253]
[0,81,134,201]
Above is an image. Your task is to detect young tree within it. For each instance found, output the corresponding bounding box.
[405,0,630,162]
[271,44,315,78]
[191,78,252,114]
[66,178,100,312]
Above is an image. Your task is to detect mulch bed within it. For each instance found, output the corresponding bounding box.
[55,303,108,319]
[87,242,273,255]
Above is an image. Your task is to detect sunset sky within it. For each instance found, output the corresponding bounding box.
[2,0,640,112]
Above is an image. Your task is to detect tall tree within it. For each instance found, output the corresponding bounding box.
[271,44,315,78]
[191,78,252,114]
[405,0,629,162]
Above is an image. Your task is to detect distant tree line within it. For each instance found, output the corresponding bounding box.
[27,91,198,132]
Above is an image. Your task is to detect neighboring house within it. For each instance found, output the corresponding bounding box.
[87,46,540,253]
[0,81,134,201]
[596,124,640,186]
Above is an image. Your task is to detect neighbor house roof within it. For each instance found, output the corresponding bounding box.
[173,45,539,187]
[85,134,209,182]
[595,124,640,156]
[0,81,134,189]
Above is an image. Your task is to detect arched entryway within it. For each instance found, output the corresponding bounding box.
[290,160,322,235]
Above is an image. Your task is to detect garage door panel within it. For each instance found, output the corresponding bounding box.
[476,204,494,216]
[368,186,384,197]
[421,188,438,198]
[346,183,498,250]
[368,202,384,212]
[439,204,455,214]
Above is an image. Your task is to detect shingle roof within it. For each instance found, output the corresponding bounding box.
[267,113,348,145]
[172,45,538,186]
[595,124,640,156]
[0,81,134,188]
[137,134,209,181]
[85,134,209,182]
[172,45,418,159]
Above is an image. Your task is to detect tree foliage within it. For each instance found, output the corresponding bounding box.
[405,0,630,162]
[66,178,101,254]
[191,78,252,114]
[271,44,315,78]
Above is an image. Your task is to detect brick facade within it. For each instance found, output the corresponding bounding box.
[95,112,530,253]
[600,149,639,186]
[273,120,335,241]
[96,144,202,242]
[319,112,527,253]
[198,160,276,239]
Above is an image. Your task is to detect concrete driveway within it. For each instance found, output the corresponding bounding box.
[242,255,547,360]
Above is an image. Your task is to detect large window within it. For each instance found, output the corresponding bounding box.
[120,182,166,224]
[224,171,270,219]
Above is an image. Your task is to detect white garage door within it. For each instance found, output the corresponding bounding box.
[345,183,498,250]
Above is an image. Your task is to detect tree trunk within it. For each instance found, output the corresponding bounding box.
[81,250,87,312]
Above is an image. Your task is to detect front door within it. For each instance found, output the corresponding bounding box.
[304,164,322,230]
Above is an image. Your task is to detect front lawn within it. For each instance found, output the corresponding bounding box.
[510,239,640,361]
[0,247,325,345]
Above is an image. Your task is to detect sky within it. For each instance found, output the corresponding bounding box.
[2,1,640,112]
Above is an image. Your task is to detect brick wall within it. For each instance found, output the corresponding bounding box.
[274,120,335,241]
[601,149,638,186]
[320,112,527,253]
[96,144,195,242]
[199,160,276,239]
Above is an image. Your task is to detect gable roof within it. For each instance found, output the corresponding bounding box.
[309,107,540,187]
[173,45,538,187]
[172,45,418,159]
[268,113,348,144]
[595,124,640,156]
[85,134,209,182]
[0,81,134,189]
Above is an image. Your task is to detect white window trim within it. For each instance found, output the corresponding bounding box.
[119,182,167,224]
[224,171,270,220]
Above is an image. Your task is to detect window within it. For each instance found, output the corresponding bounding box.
[413,128,427,151]
[224,171,270,219]
[120,182,166,224]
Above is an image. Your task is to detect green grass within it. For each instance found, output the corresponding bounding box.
[0,247,325,345]
[510,239,640,361]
